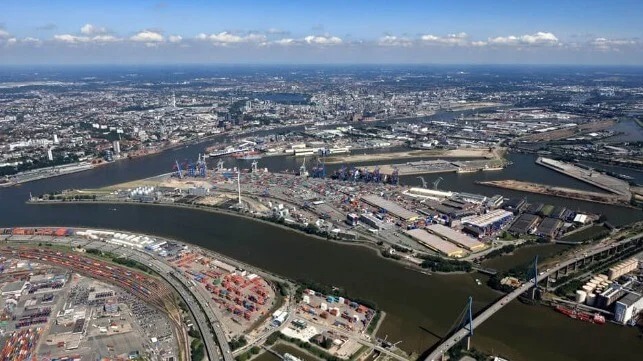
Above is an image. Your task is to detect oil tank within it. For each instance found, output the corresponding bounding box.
[586,293,597,306]
[575,290,587,303]
[582,285,594,293]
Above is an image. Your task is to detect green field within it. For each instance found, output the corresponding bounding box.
[561,225,610,243]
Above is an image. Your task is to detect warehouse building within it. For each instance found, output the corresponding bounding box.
[509,214,541,235]
[404,229,464,257]
[461,209,513,235]
[614,293,643,325]
[503,198,526,213]
[360,195,420,221]
[426,224,486,252]
[359,213,387,230]
[536,217,563,238]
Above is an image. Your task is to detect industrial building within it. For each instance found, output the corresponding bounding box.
[360,195,420,221]
[461,209,513,235]
[404,229,464,257]
[535,217,563,238]
[508,214,540,235]
[503,198,526,213]
[359,213,386,230]
[425,224,485,252]
[597,284,627,309]
[614,293,643,325]
[346,213,359,226]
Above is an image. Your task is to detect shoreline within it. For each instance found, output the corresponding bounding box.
[26,198,465,275]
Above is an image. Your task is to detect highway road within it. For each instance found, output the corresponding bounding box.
[117,248,234,361]
[426,232,643,361]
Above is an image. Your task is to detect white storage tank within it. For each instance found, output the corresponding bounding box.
[582,285,594,293]
[575,290,587,303]
[586,293,597,306]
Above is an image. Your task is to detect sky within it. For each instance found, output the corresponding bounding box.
[0,0,642,65]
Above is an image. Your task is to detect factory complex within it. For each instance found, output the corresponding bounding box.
[566,257,643,326]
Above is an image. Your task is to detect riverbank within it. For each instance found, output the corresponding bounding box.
[27,198,431,268]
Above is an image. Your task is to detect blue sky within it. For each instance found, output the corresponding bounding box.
[1,0,642,64]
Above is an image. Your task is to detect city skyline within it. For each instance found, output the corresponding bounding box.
[1,0,642,65]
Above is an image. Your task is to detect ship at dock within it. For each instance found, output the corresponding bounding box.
[233,150,263,160]
[555,305,605,325]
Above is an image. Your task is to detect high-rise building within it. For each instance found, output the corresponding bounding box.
[113,140,121,155]
[53,134,59,144]
[47,147,53,161]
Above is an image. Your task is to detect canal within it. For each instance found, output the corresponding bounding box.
[1,130,642,360]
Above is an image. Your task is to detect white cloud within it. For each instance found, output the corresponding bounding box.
[378,35,412,47]
[7,38,17,45]
[80,24,107,36]
[168,35,183,43]
[487,32,559,46]
[420,32,468,45]
[304,35,342,45]
[471,41,487,47]
[591,37,637,51]
[130,30,164,43]
[273,38,296,46]
[54,34,86,43]
[54,34,120,43]
[0,29,10,38]
[22,37,41,44]
[92,35,120,42]
[196,32,266,46]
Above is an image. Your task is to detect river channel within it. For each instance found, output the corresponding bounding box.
[1,126,642,360]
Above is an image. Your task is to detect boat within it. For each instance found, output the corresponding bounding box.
[457,168,478,174]
[555,305,605,324]
[483,166,504,171]
[284,353,303,361]
[233,151,263,160]
[208,147,251,158]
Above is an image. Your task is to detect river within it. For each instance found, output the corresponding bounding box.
[1,125,642,360]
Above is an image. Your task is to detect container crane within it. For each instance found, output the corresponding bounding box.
[432,177,443,190]
[174,160,183,178]
[417,176,428,188]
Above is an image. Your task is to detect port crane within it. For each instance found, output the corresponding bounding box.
[432,177,443,190]
[417,176,428,188]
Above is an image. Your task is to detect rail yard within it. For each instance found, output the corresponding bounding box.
[0,227,401,361]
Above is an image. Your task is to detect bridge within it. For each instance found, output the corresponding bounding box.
[425,232,643,361]
[471,265,498,276]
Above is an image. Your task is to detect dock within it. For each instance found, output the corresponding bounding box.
[476,179,630,206]
[536,157,631,199]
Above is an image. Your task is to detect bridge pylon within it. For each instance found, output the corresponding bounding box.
[465,296,473,350]
[530,255,539,299]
